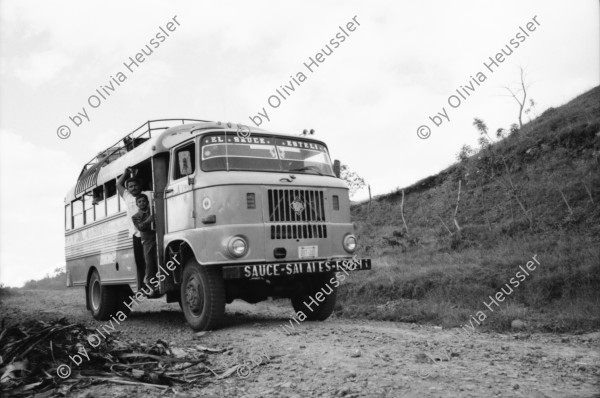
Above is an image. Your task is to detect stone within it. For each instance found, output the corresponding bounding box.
[171,347,187,358]
[349,349,362,358]
[511,320,526,330]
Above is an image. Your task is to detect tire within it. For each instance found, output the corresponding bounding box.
[291,272,337,321]
[180,259,225,331]
[116,285,133,317]
[88,269,131,321]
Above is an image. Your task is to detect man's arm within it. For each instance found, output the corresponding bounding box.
[132,213,147,232]
[133,213,153,232]
[117,168,131,197]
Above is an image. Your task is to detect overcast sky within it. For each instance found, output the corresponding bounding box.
[0,1,598,287]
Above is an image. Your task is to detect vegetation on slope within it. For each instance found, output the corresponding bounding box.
[339,86,600,333]
[21,267,67,290]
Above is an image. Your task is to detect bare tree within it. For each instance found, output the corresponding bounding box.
[503,66,533,129]
[558,188,574,215]
[582,182,594,204]
[400,189,409,235]
[367,184,372,221]
[479,175,492,231]
[453,180,462,232]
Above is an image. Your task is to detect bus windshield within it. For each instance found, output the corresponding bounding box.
[201,134,334,176]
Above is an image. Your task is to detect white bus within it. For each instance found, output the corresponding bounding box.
[64,119,371,330]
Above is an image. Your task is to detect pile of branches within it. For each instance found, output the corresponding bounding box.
[0,318,218,396]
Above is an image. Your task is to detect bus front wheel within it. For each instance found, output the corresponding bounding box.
[180,259,225,331]
[88,269,131,321]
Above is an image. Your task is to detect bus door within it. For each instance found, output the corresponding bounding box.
[165,140,197,233]
[151,153,169,267]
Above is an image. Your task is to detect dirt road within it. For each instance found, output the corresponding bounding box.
[1,289,599,398]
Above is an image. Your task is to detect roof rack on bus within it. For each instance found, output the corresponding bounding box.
[75,119,209,195]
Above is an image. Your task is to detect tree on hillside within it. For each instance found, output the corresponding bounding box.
[524,98,539,122]
[503,66,536,129]
[456,145,474,162]
[472,118,533,228]
[340,164,367,198]
[509,123,520,135]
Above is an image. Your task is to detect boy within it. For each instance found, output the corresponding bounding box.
[132,194,158,295]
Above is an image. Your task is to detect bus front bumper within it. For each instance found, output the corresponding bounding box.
[222,258,371,280]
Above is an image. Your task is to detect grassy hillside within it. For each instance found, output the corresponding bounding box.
[338,86,600,333]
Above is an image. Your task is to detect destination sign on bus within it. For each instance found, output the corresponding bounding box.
[203,135,327,152]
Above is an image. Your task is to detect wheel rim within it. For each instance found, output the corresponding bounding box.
[185,275,204,316]
[91,277,101,311]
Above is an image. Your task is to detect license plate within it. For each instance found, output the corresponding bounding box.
[298,245,318,259]
[222,258,372,279]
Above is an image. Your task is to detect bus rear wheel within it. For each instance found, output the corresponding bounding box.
[291,272,337,321]
[88,269,132,321]
[180,259,225,331]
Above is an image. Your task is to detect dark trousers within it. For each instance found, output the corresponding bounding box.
[142,237,158,284]
[133,236,146,286]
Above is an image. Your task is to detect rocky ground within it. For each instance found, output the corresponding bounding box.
[1,289,599,398]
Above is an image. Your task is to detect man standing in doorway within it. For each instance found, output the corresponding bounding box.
[117,167,154,291]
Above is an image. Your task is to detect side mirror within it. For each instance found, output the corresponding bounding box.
[333,159,341,178]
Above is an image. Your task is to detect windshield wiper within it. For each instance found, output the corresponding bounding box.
[289,166,323,176]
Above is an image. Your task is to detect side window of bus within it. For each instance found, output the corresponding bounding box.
[105,180,118,215]
[93,186,106,220]
[65,203,72,231]
[73,199,84,229]
[84,192,94,224]
[174,142,196,180]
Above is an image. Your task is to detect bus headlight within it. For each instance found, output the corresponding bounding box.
[343,234,357,253]
[227,236,248,257]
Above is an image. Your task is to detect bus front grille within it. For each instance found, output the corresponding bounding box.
[267,189,326,222]
[270,224,328,240]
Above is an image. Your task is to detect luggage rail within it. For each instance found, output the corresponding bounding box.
[79,119,209,176]
[74,119,209,195]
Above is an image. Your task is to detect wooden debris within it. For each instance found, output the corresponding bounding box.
[0,318,230,396]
